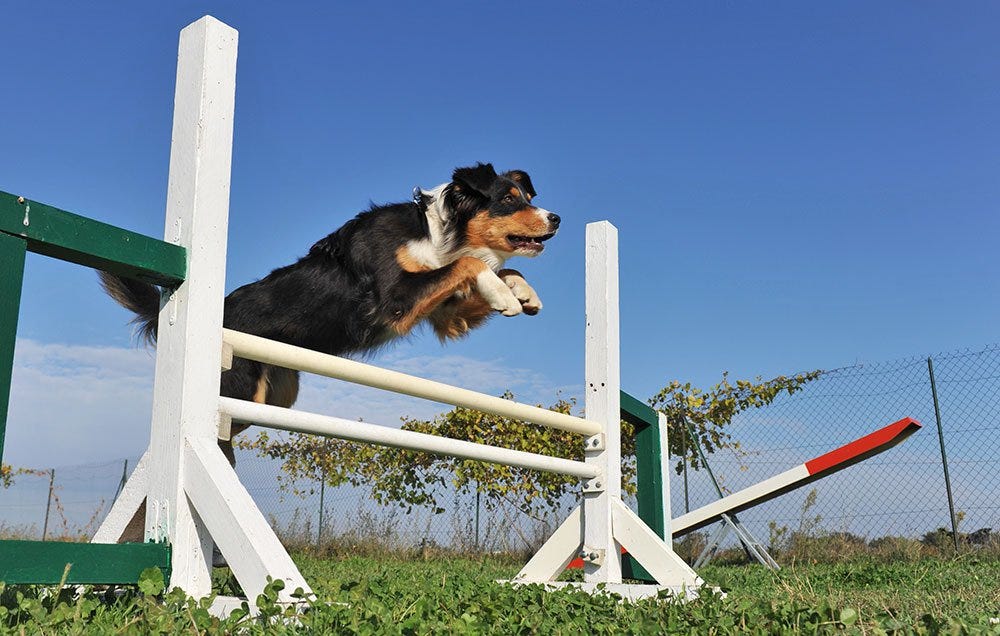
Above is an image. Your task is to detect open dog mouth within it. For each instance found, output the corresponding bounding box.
[507,232,556,251]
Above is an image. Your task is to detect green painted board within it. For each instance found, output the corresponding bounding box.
[0,540,171,585]
[0,233,27,462]
[620,390,663,583]
[0,190,185,286]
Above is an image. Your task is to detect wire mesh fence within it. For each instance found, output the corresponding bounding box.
[2,344,997,560]
[677,344,1000,554]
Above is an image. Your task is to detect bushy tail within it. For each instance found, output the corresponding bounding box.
[98,272,161,345]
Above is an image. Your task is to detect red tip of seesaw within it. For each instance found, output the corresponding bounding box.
[804,417,921,476]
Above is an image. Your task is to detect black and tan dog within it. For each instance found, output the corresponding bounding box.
[101,163,559,459]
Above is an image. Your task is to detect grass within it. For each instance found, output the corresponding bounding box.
[2,553,999,634]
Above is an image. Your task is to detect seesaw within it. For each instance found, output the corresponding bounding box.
[569,416,921,571]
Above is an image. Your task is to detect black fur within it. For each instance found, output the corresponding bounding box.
[100,163,559,441]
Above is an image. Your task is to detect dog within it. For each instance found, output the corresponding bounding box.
[101,162,559,460]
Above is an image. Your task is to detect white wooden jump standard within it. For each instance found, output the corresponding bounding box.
[94,15,702,615]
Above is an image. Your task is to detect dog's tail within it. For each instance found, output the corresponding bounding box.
[98,272,161,345]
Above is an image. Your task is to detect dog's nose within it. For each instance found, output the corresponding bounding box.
[548,213,561,228]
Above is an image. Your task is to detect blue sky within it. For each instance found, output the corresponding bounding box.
[2,1,998,467]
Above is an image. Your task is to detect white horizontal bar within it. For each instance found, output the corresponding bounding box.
[223,329,601,436]
[219,397,599,479]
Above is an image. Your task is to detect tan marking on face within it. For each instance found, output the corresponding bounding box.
[466,209,551,251]
[509,187,521,198]
[509,173,533,200]
[392,256,488,335]
[395,245,432,273]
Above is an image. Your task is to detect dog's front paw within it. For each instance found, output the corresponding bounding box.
[476,271,523,316]
[499,270,542,315]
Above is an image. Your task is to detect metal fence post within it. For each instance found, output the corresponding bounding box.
[928,357,960,550]
[42,468,55,540]
[317,468,326,548]
[114,459,129,500]
[681,424,690,514]
[475,487,481,550]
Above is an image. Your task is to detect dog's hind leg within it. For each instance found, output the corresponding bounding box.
[219,364,301,464]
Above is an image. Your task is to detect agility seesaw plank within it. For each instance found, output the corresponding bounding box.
[568,416,921,570]
[670,417,922,537]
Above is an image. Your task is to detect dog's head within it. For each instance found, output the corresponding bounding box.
[442,163,560,258]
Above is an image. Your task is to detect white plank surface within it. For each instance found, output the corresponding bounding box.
[671,464,810,536]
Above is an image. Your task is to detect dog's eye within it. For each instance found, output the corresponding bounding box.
[502,194,515,204]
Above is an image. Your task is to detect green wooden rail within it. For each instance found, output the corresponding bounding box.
[0,189,184,586]
[0,541,171,585]
[620,390,666,583]
[0,191,186,286]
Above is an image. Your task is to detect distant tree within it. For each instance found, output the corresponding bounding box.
[651,370,822,472]
[239,394,617,522]
[240,371,822,519]
[0,464,48,489]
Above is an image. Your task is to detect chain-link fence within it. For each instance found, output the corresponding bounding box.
[2,344,997,559]
[678,344,1000,553]
[0,458,134,541]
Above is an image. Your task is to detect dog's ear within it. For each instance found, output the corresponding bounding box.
[452,163,498,195]
[504,170,536,200]
[448,163,498,214]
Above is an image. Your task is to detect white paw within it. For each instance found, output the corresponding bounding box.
[476,271,523,316]
[501,272,542,315]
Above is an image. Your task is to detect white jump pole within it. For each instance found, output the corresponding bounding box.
[222,329,601,436]
[220,397,599,478]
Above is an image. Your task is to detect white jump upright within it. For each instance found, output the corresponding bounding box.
[94,16,311,613]
[512,224,700,598]
[96,15,702,614]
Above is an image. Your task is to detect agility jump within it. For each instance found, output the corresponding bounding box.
[39,16,700,614]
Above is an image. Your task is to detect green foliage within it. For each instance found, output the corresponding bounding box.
[137,567,165,597]
[241,370,822,520]
[3,555,1000,633]
[0,464,48,490]
[650,370,822,472]
[239,394,638,520]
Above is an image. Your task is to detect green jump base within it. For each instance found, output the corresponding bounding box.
[0,540,171,585]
